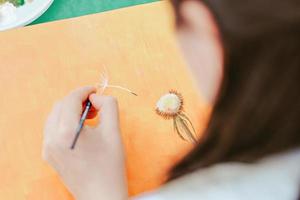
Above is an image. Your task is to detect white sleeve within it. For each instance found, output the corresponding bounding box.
[132,193,165,200]
[132,150,300,200]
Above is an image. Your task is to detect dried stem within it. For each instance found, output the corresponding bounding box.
[99,84,137,96]
[97,71,137,96]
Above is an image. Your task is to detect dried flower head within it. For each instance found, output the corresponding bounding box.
[155,90,197,143]
[156,90,183,119]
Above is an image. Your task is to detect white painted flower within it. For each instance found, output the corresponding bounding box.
[155,90,197,143]
[156,90,183,119]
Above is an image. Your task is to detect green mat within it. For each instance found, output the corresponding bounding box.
[31,0,158,25]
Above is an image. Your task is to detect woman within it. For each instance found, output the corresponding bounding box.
[43,0,300,199]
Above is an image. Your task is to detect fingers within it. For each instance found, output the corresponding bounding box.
[89,94,120,131]
[44,101,63,142]
[83,100,98,119]
[43,101,63,160]
[59,86,96,141]
[44,86,119,150]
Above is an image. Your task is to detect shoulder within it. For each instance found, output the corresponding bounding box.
[134,149,300,200]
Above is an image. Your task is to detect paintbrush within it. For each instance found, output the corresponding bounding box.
[70,100,92,149]
[70,71,137,150]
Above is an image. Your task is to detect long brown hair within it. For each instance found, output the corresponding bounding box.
[169,0,300,182]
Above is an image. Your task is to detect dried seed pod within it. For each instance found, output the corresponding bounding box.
[156,90,197,143]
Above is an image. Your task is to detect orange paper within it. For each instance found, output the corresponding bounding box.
[0,2,209,199]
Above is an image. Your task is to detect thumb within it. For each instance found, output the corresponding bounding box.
[89,94,120,130]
